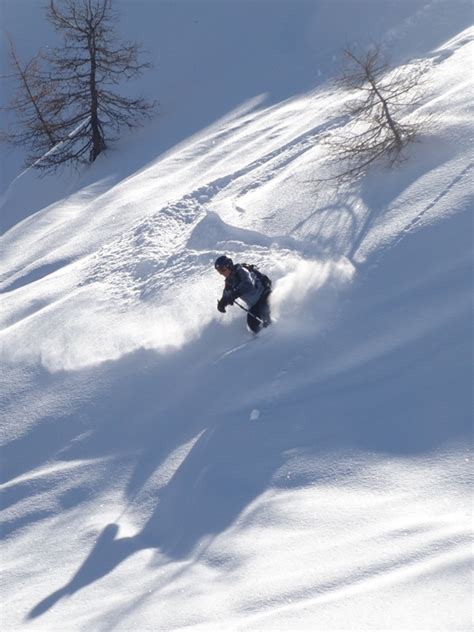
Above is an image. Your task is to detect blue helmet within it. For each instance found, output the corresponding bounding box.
[214,255,233,270]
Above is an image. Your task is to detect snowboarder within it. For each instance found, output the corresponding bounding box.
[214,255,272,334]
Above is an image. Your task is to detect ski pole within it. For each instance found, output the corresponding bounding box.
[234,299,265,325]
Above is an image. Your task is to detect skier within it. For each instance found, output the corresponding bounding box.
[214,255,272,334]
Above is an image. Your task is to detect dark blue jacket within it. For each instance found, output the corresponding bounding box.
[222,264,264,308]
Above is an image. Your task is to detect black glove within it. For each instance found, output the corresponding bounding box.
[217,290,234,313]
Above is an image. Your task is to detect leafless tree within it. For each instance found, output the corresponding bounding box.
[0,36,62,168]
[2,0,156,173]
[317,45,429,185]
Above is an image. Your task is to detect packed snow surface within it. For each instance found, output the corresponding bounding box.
[0,1,472,630]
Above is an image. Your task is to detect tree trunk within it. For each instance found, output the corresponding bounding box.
[88,26,105,161]
[369,78,403,149]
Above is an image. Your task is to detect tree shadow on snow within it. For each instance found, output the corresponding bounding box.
[27,393,292,619]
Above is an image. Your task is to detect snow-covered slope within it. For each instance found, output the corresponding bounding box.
[1,2,473,630]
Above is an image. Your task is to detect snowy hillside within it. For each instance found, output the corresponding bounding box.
[1,1,473,630]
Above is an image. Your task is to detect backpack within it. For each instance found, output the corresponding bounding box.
[241,263,272,291]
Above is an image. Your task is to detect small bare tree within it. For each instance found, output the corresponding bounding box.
[1,0,156,173]
[317,45,428,184]
[1,37,62,167]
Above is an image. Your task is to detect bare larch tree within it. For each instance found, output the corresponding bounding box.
[318,45,428,184]
[2,0,156,173]
[43,0,156,169]
[0,36,61,168]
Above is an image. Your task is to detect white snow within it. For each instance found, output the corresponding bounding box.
[0,1,473,630]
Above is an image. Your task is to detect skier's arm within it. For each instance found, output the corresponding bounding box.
[217,288,234,312]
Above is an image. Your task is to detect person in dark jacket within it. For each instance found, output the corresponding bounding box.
[215,255,271,333]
